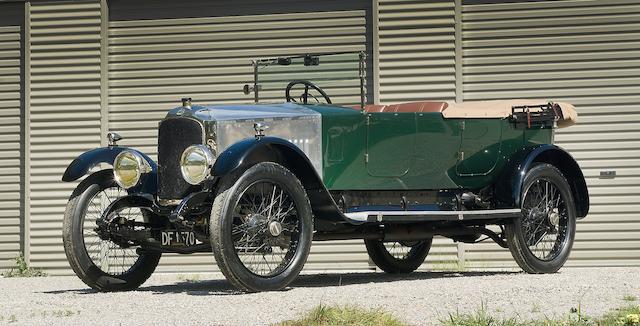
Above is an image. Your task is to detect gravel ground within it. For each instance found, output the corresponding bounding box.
[1,267,639,325]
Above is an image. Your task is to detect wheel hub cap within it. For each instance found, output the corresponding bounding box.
[548,208,560,226]
[269,221,283,237]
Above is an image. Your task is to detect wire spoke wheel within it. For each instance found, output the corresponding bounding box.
[210,162,313,292]
[365,238,432,274]
[521,179,568,261]
[82,186,142,275]
[63,170,161,291]
[231,181,301,277]
[385,241,421,260]
[505,163,577,274]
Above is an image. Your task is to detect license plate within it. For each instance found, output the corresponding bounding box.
[161,230,198,246]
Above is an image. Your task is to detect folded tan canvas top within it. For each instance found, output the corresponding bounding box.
[442,99,578,128]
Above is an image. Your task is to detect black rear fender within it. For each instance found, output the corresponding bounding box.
[496,144,589,218]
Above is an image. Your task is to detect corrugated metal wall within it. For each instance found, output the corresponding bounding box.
[460,0,640,268]
[6,0,640,275]
[108,5,371,272]
[376,0,460,269]
[377,0,457,103]
[28,0,103,274]
[0,3,23,270]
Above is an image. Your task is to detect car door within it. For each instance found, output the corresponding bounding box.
[456,119,503,176]
[366,112,416,177]
[412,113,461,189]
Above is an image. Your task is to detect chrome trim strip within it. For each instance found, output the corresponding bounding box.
[345,208,522,222]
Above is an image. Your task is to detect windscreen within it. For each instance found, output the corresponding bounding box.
[251,52,366,108]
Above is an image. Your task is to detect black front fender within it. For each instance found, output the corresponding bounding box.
[212,137,350,226]
[212,137,316,178]
[62,147,157,194]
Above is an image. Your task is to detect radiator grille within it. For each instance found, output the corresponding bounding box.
[157,118,204,201]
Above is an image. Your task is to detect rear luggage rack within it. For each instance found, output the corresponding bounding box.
[510,102,564,128]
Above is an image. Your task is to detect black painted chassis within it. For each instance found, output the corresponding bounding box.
[98,183,515,257]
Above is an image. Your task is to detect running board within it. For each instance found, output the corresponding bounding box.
[344,208,522,223]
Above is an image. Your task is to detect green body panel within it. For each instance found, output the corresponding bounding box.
[310,105,368,189]
[366,113,416,177]
[456,119,503,176]
[305,104,553,191]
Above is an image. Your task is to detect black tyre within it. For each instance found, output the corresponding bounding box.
[365,239,432,273]
[62,170,161,291]
[505,163,577,274]
[210,162,313,292]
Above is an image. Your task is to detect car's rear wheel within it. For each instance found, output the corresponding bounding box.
[505,163,577,273]
[62,170,161,291]
[364,239,432,273]
[210,162,313,292]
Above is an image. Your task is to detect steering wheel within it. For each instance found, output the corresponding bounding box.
[285,80,332,104]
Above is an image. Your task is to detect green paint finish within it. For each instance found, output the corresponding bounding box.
[307,104,367,189]
[456,119,503,176]
[525,127,553,147]
[447,120,528,190]
[306,104,554,192]
[411,113,461,189]
[162,102,554,192]
[366,113,416,177]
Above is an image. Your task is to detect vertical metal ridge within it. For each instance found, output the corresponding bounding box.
[22,0,31,268]
[99,0,108,147]
[0,2,24,270]
[372,0,380,104]
[454,0,463,103]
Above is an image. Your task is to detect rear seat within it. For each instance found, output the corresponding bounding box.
[361,101,448,113]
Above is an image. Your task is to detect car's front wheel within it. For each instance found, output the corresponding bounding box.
[62,170,161,291]
[505,163,577,273]
[364,239,432,273]
[210,162,313,292]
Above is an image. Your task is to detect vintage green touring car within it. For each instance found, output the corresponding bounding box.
[61,53,588,292]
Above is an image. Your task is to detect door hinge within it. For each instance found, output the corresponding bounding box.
[365,153,369,163]
[458,151,465,160]
[460,121,465,131]
[366,114,371,126]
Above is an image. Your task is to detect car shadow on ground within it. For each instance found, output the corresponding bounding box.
[43,271,517,296]
[293,270,517,288]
